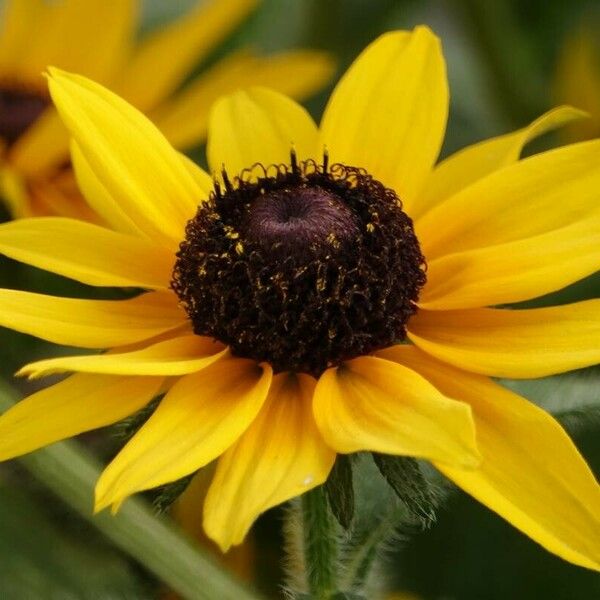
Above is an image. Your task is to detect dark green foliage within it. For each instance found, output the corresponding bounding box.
[111,397,161,443]
[325,455,355,530]
[151,473,195,514]
[372,453,438,527]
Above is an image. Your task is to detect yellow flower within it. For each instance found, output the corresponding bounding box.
[0,0,333,219]
[0,27,599,565]
[554,22,600,141]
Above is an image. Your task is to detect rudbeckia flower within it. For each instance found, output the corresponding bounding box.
[0,0,333,219]
[0,27,599,565]
[554,22,600,141]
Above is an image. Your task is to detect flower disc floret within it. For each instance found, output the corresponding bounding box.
[172,154,426,375]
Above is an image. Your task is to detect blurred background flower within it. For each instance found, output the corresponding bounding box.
[0,0,333,220]
[554,20,600,142]
[0,1,598,599]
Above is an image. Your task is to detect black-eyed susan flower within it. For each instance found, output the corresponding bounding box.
[554,22,600,141]
[0,26,599,566]
[0,0,333,219]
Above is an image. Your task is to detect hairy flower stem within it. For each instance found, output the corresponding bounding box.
[301,486,339,599]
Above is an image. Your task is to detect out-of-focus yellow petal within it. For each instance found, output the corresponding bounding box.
[0,166,28,217]
[204,373,335,551]
[414,106,586,220]
[319,27,448,209]
[0,0,45,76]
[0,289,185,349]
[114,0,258,112]
[0,374,163,461]
[554,26,600,142]
[95,358,272,512]
[0,217,173,289]
[47,68,201,249]
[207,86,318,177]
[17,335,226,379]
[21,0,135,82]
[419,218,600,309]
[153,49,335,150]
[418,139,600,260]
[313,356,479,467]
[408,300,600,378]
[23,170,98,222]
[379,345,600,571]
[8,109,70,177]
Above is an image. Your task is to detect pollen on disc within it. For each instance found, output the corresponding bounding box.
[172,155,426,376]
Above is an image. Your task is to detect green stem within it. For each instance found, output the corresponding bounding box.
[301,486,338,599]
[0,379,263,600]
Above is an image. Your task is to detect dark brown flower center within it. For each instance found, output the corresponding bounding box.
[172,154,426,376]
[0,83,49,147]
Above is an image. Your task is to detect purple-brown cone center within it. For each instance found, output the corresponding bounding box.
[172,154,426,376]
[244,185,360,257]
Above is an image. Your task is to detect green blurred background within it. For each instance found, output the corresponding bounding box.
[1,0,599,598]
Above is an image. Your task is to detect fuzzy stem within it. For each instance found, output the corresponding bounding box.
[301,486,338,599]
[342,512,398,591]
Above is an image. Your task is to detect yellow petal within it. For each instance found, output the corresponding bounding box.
[313,356,479,467]
[20,0,135,83]
[204,373,335,551]
[378,345,600,571]
[70,141,145,236]
[408,300,600,378]
[207,86,318,177]
[153,49,335,150]
[47,68,202,249]
[419,218,600,309]
[0,373,162,461]
[418,139,600,260]
[18,335,226,379]
[95,357,272,511]
[319,27,448,208]
[414,106,586,220]
[71,141,212,235]
[114,0,257,112]
[0,289,185,348]
[178,152,214,197]
[0,217,173,289]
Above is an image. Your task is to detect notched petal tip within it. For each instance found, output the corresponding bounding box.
[95,475,122,515]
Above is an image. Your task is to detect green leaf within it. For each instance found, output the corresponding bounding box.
[325,455,354,530]
[371,453,438,527]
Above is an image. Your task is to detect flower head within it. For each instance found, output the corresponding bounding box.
[0,0,333,218]
[0,27,599,567]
